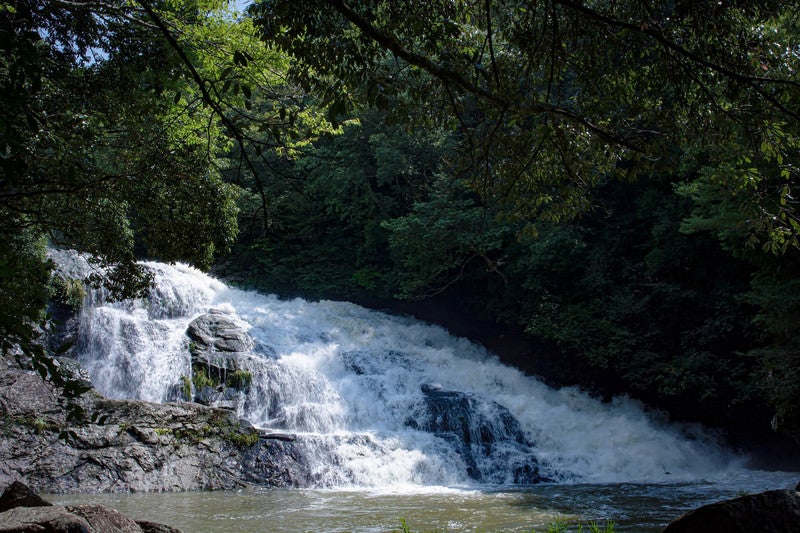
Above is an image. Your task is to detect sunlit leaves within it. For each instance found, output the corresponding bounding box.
[252,0,800,250]
[0,0,247,360]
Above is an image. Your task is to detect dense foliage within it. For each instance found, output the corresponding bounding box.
[0,0,252,373]
[3,0,799,441]
[232,0,800,436]
[251,0,800,241]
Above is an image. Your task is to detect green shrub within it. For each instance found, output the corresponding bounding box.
[225,429,259,448]
[227,370,253,389]
[192,368,216,390]
[50,274,87,309]
[180,375,192,400]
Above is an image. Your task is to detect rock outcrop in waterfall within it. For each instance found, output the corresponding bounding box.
[0,351,308,493]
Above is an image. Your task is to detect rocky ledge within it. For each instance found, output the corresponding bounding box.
[0,355,310,493]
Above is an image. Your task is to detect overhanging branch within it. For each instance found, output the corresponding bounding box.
[327,0,644,152]
[136,0,273,232]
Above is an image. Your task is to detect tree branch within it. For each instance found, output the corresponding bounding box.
[554,0,800,121]
[327,0,645,152]
[484,0,501,88]
[136,0,273,232]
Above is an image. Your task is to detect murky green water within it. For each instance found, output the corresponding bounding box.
[49,471,798,532]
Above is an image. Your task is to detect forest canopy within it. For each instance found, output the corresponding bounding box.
[2,0,800,437]
[242,0,800,435]
[251,0,800,244]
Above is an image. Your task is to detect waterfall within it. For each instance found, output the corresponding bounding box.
[54,250,739,488]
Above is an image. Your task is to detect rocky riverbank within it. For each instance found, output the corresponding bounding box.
[0,351,309,493]
[0,480,181,532]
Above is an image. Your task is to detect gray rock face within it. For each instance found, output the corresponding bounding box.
[241,438,312,487]
[410,383,551,484]
[662,489,800,533]
[185,310,255,409]
[0,364,305,493]
[187,310,253,369]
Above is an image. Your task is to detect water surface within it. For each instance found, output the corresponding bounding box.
[51,471,798,532]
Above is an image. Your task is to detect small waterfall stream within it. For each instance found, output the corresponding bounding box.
[54,250,739,489]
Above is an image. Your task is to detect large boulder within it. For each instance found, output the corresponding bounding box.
[662,488,800,532]
[0,505,95,532]
[408,383,551,483]
[0,481,182,532]
[0,364,306,493]
[186,309,253,368]
[241,437,312,488]
[0,481,52,513]
[185,310,255,408]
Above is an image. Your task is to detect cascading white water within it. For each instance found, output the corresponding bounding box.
[56,250,741,488]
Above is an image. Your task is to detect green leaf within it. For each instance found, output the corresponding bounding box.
[326,98,348,124]
[233,50,248,67]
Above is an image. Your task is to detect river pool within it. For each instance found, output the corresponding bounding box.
[50,470,798,532]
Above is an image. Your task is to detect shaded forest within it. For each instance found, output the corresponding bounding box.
[2,0,799,448]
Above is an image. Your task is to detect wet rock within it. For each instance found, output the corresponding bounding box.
[187,310,253,362]
[0,481,52,512]
[662,489,800,533]
[258,431,296,442]
[194,385,240,409]
[0,482,182,532]
[241,438,311,487]
[0,364,302,493]
[412,384,552,483]
[163,382,186,403]
[420,385,528,446]
[512,463,550,485]
[53,357,93,390]
[185,310,255,408]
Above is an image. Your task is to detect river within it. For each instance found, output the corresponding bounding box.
[49,472,798,532]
